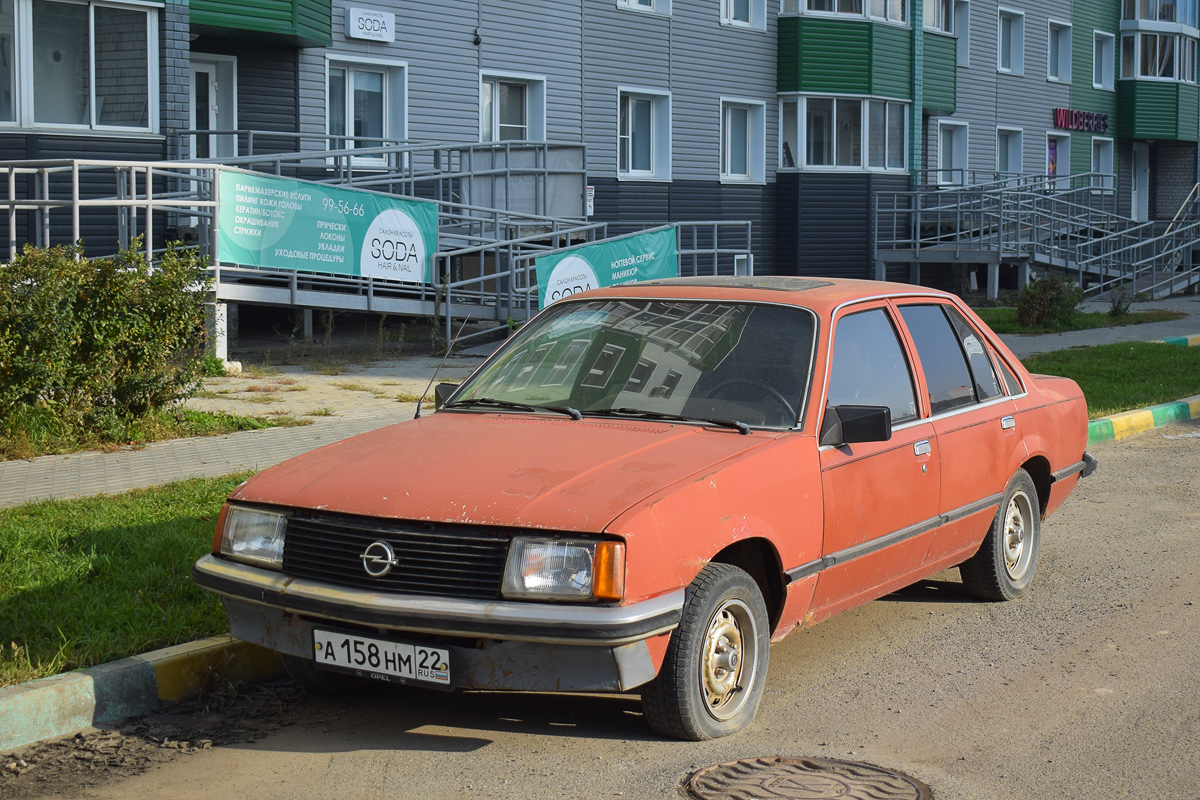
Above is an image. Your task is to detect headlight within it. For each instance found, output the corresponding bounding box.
[502,537,625,601]
[219,506,287,570]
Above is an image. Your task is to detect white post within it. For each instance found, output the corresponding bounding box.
[208,302,229,361]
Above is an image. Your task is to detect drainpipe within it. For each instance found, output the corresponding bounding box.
[909,0,924,189]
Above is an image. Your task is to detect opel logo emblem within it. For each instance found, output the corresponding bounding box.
[361,541,400,578]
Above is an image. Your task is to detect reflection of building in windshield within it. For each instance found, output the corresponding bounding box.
[610,301,747,364]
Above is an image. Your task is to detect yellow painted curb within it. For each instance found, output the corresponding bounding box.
[149,636,283,702]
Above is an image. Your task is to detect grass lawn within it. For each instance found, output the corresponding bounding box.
[0,473,251,687]
[0,408,309,462]
[975,306,1185,335]
[1022,341,1200,418]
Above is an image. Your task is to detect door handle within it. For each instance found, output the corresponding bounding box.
[1001,416,1016,430]
[913,440,931,456]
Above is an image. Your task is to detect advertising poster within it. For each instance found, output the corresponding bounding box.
[534,227,678,308]
[217,170,438,283]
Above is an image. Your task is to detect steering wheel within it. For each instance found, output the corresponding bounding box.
[707,378,796,420]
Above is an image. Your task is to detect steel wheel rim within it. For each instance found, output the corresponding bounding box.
[698,598,758,722]
[1003,489,1034,580]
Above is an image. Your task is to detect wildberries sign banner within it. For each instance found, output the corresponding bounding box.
[216,170,439,282]
[535,227,678,308]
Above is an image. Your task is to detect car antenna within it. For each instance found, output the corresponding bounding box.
[414,315,471,419]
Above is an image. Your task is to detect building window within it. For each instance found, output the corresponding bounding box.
[998,9,1024,74]
[781,96,906,171]
[924,0,952,32]
[618,88,670,180]
[618,0,672,14]
[327,57,407,159]
[1091,137,1114,189]
[721,100,765,182]
[0,0,157,130]
[782,0,800,11]
[722,0,764,27]
[1123,32,1199,81]
[806,0,903,21]
[938,121,968,184]
[1094,32,1115,89]
[996,127,1022,174]
[1048,22,1071,82]
[867,0,906,23]
[954,0,970,64]
[1123,0,1197,25]
[481,73,546,142]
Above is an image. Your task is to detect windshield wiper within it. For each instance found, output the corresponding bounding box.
[583,407,750,435]
[442,397,582,420]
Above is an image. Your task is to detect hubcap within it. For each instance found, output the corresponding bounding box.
[1003,490,1034,580]
[700,598,758,721]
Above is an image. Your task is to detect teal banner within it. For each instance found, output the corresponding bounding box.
[217,170,438,282]
[535,228,678,308]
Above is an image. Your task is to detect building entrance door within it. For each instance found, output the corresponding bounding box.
[1131,143,1150,222]
[189,56,237,159]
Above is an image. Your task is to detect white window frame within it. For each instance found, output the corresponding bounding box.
[617,87,671,181]
[1091,136,1114,189]
[722,0,767,29]
[1048,20,1072,82]
[997,8,1025,74]
[924,0,952,33]
[325,54,408,166]
[783,94,908,172]
[803,0,906,24]
[479,70,546,143]
[781,0,800,12]
[1094,31,1116,89]
[937,120,969,185]
[0,0,160,132]
[720,98,765,183]
[996,126,1023,174]
[954,0,970,65]
[617,0,672,15]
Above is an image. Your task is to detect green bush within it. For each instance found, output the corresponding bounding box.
[0,242,212,441]
[1015,276,1083,328]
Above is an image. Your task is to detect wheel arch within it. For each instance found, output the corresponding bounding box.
[709,537,787,634]
[1020,455,1052,518]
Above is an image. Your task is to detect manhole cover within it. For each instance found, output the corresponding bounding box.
[688,756,933,800]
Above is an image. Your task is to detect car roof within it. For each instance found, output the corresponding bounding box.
[570,276,957,314]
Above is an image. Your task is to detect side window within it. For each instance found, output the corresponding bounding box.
[944,307,1003,401]
[993,352,1023,396]
[898,304,977,414]
[826,309,919,425]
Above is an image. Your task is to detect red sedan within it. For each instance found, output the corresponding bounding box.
[194,276,1095,740]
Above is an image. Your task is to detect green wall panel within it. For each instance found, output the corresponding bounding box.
[921,31,956,114]
[778,17,911,99]
[190,0,332,46]
[1117,82,1200,141]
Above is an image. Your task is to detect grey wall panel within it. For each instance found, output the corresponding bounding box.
[929,0,1071,178]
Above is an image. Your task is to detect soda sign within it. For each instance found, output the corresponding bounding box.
[345,7,396,42]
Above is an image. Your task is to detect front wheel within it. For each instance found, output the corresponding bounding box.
[960,469,1041,601]
[641,563,770,740]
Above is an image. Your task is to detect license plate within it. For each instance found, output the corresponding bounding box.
[312,629,451,687]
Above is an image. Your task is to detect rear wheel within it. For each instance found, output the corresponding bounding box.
[960,469,1041,601]
[641,563,770,740]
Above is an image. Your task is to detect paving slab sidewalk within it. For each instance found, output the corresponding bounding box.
[3,303,1200,754]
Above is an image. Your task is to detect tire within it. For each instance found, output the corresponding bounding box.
[641,563,770,740]
[960,469,1041,601]
[281,653,354,693]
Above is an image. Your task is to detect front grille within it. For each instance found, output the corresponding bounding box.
[282,511,510,600]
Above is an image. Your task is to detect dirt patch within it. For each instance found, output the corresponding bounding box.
[0,681,301,799]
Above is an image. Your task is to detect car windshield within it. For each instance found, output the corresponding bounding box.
[451,298,817,429]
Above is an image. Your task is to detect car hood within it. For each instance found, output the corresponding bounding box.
[230,412,776,532]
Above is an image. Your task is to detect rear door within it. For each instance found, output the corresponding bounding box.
[894,302,1022,565]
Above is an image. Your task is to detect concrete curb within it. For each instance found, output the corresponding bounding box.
[1156,334,1200,347]
[0,636,281,753]
[1088,395,1200,444]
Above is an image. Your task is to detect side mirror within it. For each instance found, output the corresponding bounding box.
[433,382,458,410]
[820,405,892,447]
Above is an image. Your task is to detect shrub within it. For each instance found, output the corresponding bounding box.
[1015,276,1083,328]
[0,242,212,441]
[1108,285,1133,317]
